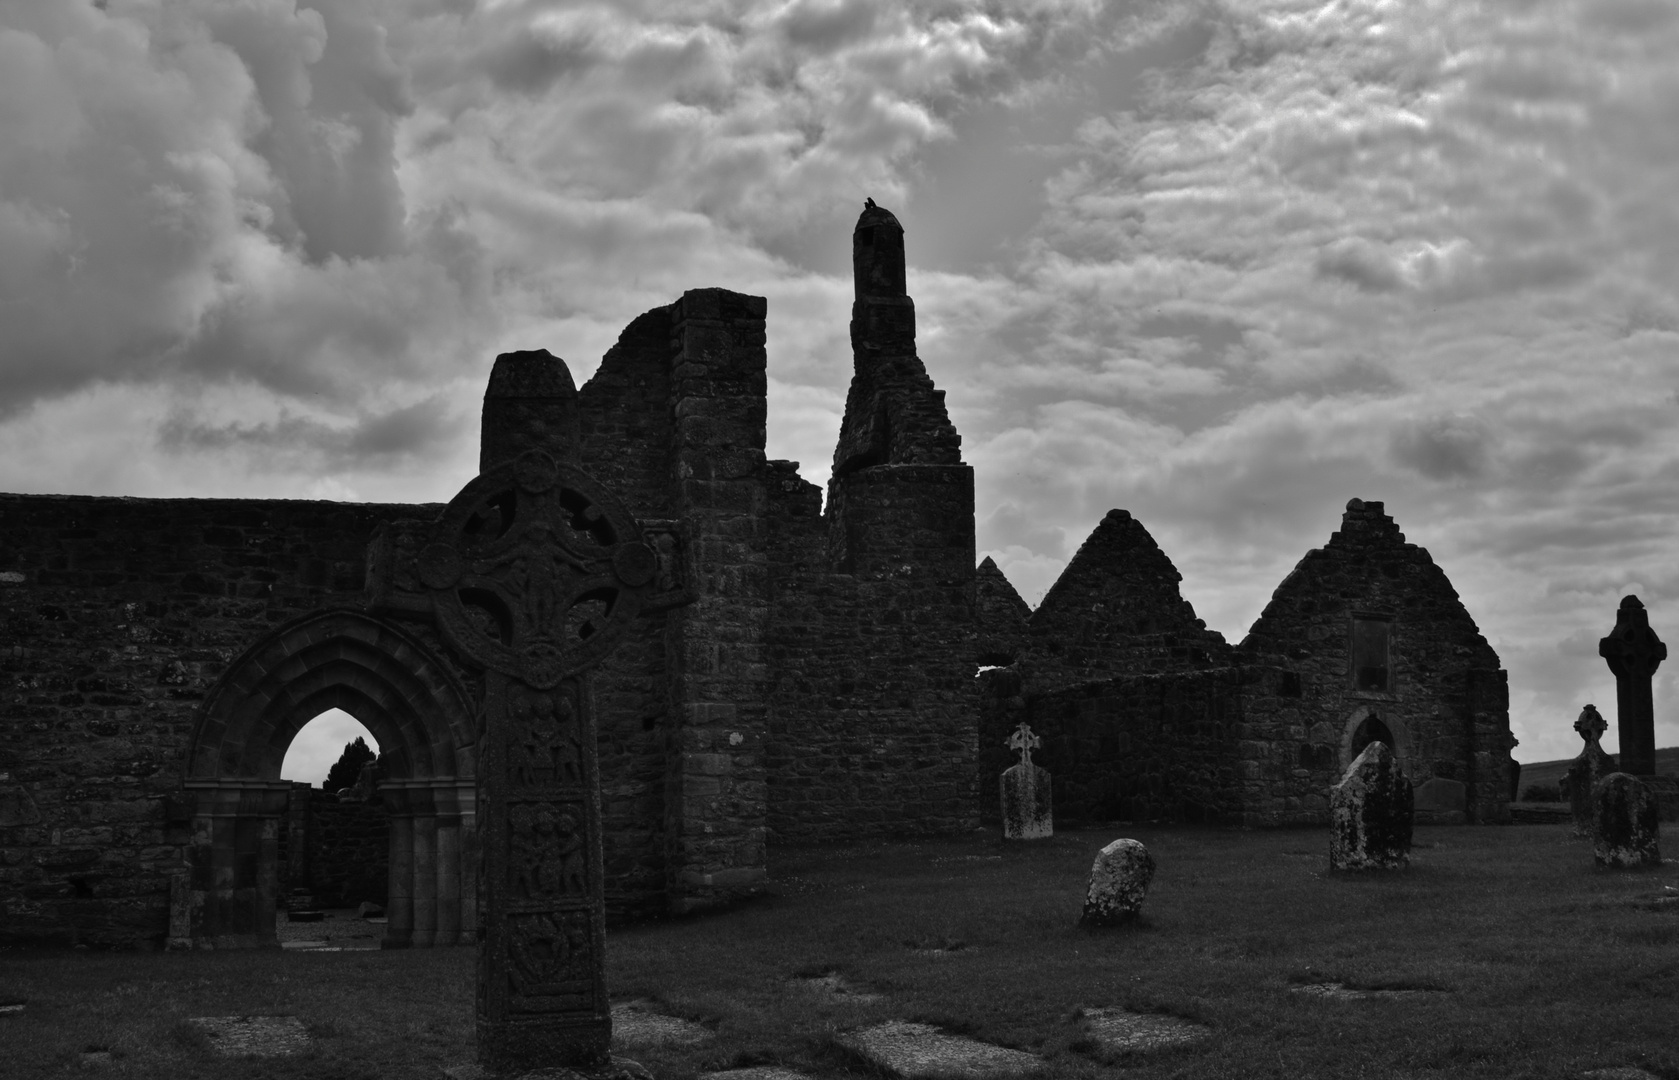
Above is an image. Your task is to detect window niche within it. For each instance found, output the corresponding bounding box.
[1349,615,1394,695]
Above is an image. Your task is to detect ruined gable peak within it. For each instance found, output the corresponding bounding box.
[977,556,1032,621]
[1329,497,1406,548]
[1033,509,1195,624]
[976,556,1032,666]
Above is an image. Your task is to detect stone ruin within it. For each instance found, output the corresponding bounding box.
[0,202,1516,950]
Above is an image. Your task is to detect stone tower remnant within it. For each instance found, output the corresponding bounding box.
[420,349,667,1074]
[1565,704,1614,838]
[1000,721,1052,840]
[1329,742,1412,871]
[1598,595,1665,779]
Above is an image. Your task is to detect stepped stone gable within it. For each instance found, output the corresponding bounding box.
[975,556,1032,665]
[1239,498,1513,825]
[1024,509,1229,690]
[764,201,978,843]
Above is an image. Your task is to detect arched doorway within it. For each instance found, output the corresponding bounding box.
[1339,706,1410,776]
[178,609,478,949]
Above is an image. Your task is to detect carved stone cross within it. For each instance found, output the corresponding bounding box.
[1599,595,1666,777]
[420,351,668,1075]
[1006,721,1041,769]
[1574,703,1607,749]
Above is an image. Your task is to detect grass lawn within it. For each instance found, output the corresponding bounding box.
[3,823,1677,1079]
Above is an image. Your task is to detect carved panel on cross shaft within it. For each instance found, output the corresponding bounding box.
[508,683,583,789]
[508,801,588,900]
[507,910,595,1012]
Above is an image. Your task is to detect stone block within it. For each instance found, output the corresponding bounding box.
[1592,773,1660,869]
[1081,838,1155,926]
[1000,763,1051,840]
[1330,742,1411,871]
[1413,777,1465,816]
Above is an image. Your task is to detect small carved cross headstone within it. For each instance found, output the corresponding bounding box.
[1001,722,1051,840]
[1599,595,1666,778]
[1007,721,1040,768]
[1567,704,1614,838]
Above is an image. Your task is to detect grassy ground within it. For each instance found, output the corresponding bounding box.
[3,824,1677,1080]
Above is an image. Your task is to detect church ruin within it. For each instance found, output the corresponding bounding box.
[0,204,1515,950]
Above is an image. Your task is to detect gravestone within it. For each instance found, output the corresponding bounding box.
[1567,704,1615,838]
[1329,742,1412,871]
[421,350,667,1076]
[1598,596,1665,779]
[1000,722,1052,840]
[1592,773,1660,869]
[1081,839,1155,926]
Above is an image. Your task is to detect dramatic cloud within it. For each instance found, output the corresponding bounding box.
[3,0,1678,764]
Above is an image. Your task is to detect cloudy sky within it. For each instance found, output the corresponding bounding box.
[4,0,1677,779]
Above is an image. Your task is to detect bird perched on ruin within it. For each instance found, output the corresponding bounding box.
[865,197,876,209]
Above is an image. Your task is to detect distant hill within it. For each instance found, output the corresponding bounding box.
[1517,746,1679,792]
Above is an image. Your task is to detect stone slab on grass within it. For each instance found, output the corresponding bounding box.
[795,971,884,1003]
[186,1015,311,1057]
[1080,1008,1209,1053]
[841,1020,1043,1079]
[610,1000,713,1048]
[1290,983,1442,1002]
[700,1067,812,1080]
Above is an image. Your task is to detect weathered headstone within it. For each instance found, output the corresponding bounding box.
[1329,742,1412,871]
[1081,839,1155,926]
[421,350,666,1076]
[1567,704,1615,838]
[1592,773,1660,869]
[1598,595,1665,779]
[1000,722,1052,840]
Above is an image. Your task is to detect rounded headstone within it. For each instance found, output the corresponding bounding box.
[1592,772,1660,869]
[1330,741,1412,871]
[1082,839,1155,926]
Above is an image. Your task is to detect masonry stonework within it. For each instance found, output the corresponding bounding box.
[0,206,1514,951]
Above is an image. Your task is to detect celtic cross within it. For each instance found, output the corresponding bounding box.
[1599,595,1666,777]
[1006,721,1041,769]
[419,348,678,1076]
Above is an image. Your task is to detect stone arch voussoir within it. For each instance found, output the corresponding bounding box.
[189,609,478,782]
[1338,705,1411,777]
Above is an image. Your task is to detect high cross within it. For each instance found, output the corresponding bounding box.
[1599,595,1666,778]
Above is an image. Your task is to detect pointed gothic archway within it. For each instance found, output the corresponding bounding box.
[1338,705,1411,776]
[179,609,479,949]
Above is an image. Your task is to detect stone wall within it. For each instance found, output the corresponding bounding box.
[0,494,424,948]
[281,788,389,908]
[1238,498,1513,824]
[1023,509,1230,690]
[979,666,1247,826]
[764,203,979,843]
